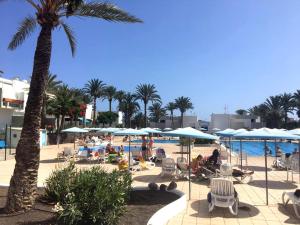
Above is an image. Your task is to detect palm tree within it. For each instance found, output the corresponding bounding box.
[175,96,193,128]
[115,90,125,111]
[235,109,248,116]
[5,0,141,212]
[132,112,144,128]
[248,104,268,123]
[135,84,161,127]
[149,103,166,123]
[84,79,106,124]
[105,85,116,112]
[279,93,295,126]
[120,93,140,128]
[165,102,176,129]
[293,90,300,119]
[41,72,62,129]
[263,95,284,128]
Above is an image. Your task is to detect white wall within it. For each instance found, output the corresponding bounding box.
[0,109,13,130]
[85,104,93,120]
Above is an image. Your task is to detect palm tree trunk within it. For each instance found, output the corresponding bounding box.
[144,102,147,127]
[109,99,112,112]
[181,113,183,128]
[171,111,174,129]
[40,97,46,129]
[5,25,52,213]
[93,98,96,124]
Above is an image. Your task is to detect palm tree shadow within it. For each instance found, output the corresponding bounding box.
[39,158,65,164]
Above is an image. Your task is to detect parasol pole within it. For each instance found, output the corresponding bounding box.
[264,139,269,205]
[128,136,131,170]
[240,139,243,170]
[188,137,191,200]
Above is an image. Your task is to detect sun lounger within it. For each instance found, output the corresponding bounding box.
[282,191,300,218]
[161,158,176,177]
[217,163,254,184]
[208,178,239,215]
[176,157,189,179]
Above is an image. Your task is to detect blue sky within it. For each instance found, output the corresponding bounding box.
[1,0,300,121]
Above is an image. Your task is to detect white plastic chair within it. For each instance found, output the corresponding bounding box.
[161,158,176,177]
[289,156,300,183]
[208,178,239,215]
[282,191,300,218]
[156,148,167,162]
[176,157,189,179]
[218,163,253,184]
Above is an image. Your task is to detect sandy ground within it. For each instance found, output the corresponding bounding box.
[0,137,300,225]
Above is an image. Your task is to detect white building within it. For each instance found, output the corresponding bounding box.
[209,113,264,132]
[150,115,200,129]
[0,76,29,130]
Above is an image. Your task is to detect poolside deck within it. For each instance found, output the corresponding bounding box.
[0,138,299,225]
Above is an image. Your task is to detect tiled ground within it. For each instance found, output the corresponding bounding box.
[0,139,299,225]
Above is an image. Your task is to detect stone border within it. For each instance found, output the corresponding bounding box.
[133,186,187,225]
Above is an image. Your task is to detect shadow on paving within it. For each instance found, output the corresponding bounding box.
[248,180,298,189]
[277,203,300,224]
[133,175,186,183]
[246,166,272,172]
[190,199,260,218]
[39,159,65,164]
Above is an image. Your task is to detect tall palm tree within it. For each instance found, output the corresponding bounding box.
[248,104,268,123]
[120,93,140,128]
[135,84,161,127]
[5,0,141,212]
[115,90,125,111]
[235,109,248,116]
[84,79,106,124]
[148,103,166,123]
[175,96,193,128]
[279,93,295,126]
[293,90,300,119]
[41,72,62,129]
[132,112,144,128]
[105,85,116,112]
[263,95,284,128]
[165,102,176,129]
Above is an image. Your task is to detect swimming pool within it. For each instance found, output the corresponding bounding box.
[131,139,179,144]
[79,145,141,152]
[226,141,299,156]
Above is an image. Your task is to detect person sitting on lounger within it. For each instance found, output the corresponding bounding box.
[205,149,221,172]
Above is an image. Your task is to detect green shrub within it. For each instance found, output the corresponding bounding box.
[56,167,132,225]
[44,162,76,203]
[194,138,213,144]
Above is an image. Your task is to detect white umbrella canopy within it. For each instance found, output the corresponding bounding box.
[215,128,236,137]
[61,127,88,133]
[113,128,148,136]
[212,128,221,131]
[163,127,218,200]
[235,127,300,140]
[163,127,218,140]
[234,127,300,205]
[61,127,88,149]
[288,128,300,136]
[113,128,148,170]
[141,127,162,134]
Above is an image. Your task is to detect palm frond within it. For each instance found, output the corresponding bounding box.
[8,16,37,50]
[60,22,76,56]
[75,2,142,23]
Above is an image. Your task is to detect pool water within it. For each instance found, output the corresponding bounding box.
[79,145,141,152]
[227,141,299,156]
[131,139,179,144]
